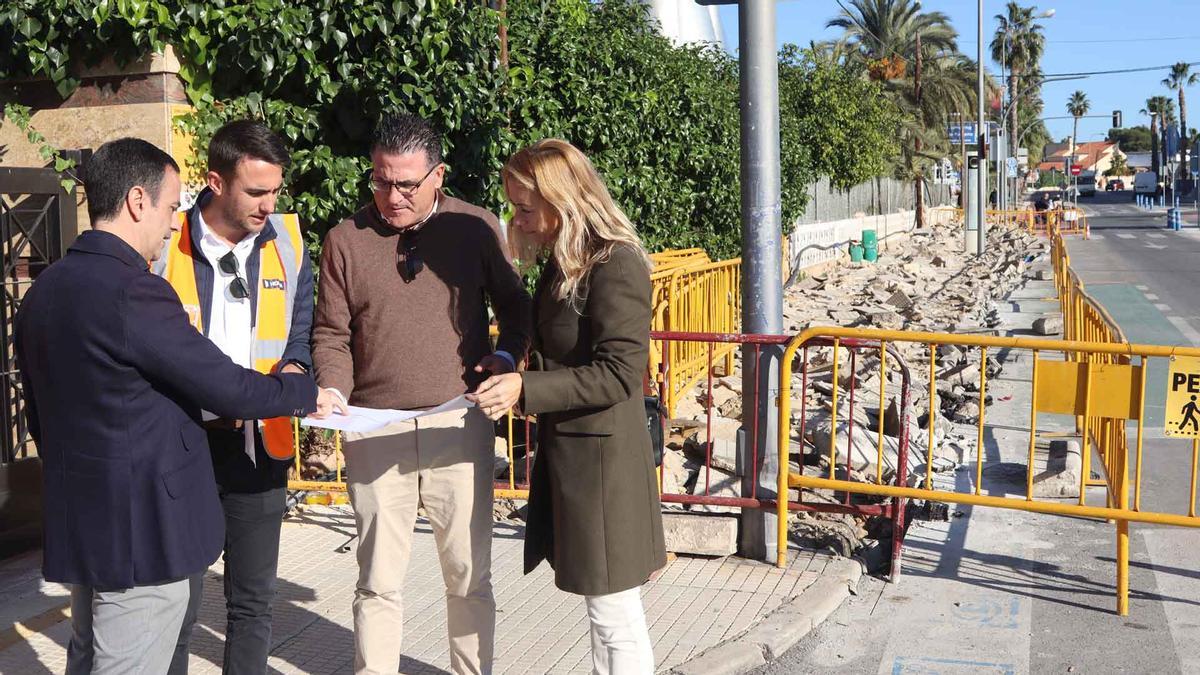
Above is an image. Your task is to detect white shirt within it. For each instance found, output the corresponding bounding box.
[196,208,259,464]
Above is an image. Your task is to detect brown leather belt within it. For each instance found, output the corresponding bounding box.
[201,418,245,432]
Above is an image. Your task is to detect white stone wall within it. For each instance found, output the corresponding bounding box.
[786,206,957,276]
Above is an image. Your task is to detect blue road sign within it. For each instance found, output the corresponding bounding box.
[948,122,977,145]
[1167,125,1181,157]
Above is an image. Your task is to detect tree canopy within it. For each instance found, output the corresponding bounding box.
[2,0,909,261]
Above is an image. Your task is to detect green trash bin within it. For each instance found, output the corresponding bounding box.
[849,242,864,262]
[862,229,878,262]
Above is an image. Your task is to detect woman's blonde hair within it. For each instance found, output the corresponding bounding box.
[502,139,650,307]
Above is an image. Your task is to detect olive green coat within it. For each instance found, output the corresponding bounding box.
[520,244,667,596]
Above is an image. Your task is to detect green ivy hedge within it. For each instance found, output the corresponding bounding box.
[2,0,901,261]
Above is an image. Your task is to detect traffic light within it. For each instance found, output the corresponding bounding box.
[1113,110,1122,128]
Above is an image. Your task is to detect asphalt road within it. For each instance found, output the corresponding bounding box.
[750,191,1200,675]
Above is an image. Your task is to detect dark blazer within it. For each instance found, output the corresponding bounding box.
[521,244,667,596]
[15,231,317,589]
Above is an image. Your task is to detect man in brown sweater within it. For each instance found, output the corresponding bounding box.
[313,114,531,675]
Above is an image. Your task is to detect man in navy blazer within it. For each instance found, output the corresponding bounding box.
[14,137,341,674]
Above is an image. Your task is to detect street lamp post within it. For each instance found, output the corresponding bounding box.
[1150,109,1161,205]
[736,0,781,562]
[976,0,986,255]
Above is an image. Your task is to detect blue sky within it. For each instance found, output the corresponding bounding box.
[716,0,1200,146]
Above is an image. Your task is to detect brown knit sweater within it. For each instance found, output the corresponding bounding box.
[312,195,532,410]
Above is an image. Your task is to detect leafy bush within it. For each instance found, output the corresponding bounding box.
[2,0,902,261]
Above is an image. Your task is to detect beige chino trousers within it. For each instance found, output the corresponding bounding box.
[344,407,496,675]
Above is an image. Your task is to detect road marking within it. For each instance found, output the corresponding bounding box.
[1168,317,1200,346]
[1137,285,1150,291]
[1146,293,1160,300]
[1156,303,1173,311]
[1146,242,1168,249]
[1117,233,1136,239]
[1090,234,1105,240]
[1148,233,1168,239]
[891,656,1016,674]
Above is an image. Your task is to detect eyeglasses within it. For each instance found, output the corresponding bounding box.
[396,230,423,283]
[218,251,250,300]
[369,164,439,198]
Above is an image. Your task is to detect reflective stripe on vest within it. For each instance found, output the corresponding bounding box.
[162,212,303,460]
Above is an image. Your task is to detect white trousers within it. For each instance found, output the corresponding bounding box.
[583,586,655,675]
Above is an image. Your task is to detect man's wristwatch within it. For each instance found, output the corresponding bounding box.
[281,359,310,374]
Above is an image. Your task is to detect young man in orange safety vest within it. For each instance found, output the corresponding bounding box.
[154,120,328,674]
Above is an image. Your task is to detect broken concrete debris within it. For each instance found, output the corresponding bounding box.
[491,217,1043,566]
[650,218,1042,559]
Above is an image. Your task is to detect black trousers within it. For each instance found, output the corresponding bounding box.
[168,429,288,675]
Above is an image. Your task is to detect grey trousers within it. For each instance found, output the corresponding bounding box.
[66,577,190,674]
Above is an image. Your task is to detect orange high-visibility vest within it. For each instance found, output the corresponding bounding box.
[160,211,305,460]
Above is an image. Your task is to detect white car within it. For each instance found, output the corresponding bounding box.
[1134,171,1158,196]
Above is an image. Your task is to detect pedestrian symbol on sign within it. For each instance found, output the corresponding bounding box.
[1165,356,1200,437]
[1180,395,1200,433]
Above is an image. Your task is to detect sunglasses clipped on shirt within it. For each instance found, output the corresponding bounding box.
[218,251,250,300]
[396,230,424,283]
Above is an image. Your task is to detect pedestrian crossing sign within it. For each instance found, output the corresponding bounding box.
[1165,356,1200,437]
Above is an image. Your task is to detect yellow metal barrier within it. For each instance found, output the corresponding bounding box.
[985,208,1037,232]
[956,207,1090,239]
[294,246,740,500]
[1053,208,1090,238]
[772,231,1136,616]
[648,258,742,416]
[649,248,710,272]
[1053,230,1121,345]
[774,324,1200,616]
[292,419,349,503]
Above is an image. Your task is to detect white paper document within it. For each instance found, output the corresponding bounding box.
[300,395,474,433]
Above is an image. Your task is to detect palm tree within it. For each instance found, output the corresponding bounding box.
[918,53,980,122]
[1014,72,1049,166]
[826,0,958,69]
[991,3,1048,158]
[1066,90,1090,174]
[827,0,962,227]
[1142,96,1176,179]
[808,38,853,68]
[1156,96,1177,175]
[1162,62,1197,171]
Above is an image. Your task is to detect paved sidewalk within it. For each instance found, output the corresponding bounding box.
[0,506,843,674]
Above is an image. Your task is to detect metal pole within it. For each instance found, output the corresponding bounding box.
[915,30,924,228]
[966,157,980,251]
[958,112,968,211]
[1001,29,1008,212]
[976,0,987,255]
[737,0,782,562]
[998,128,1007,211]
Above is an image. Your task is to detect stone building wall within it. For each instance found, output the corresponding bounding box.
[1,47,196,235]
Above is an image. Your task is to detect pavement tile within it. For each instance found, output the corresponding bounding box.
[0,506,833,674]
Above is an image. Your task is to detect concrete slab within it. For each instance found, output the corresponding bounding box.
[0,508,847,674]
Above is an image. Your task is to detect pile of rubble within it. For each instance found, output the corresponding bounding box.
[662,218,1045,560]
[785,218,1042,337]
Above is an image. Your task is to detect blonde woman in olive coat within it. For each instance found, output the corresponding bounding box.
[469,139,666,674]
